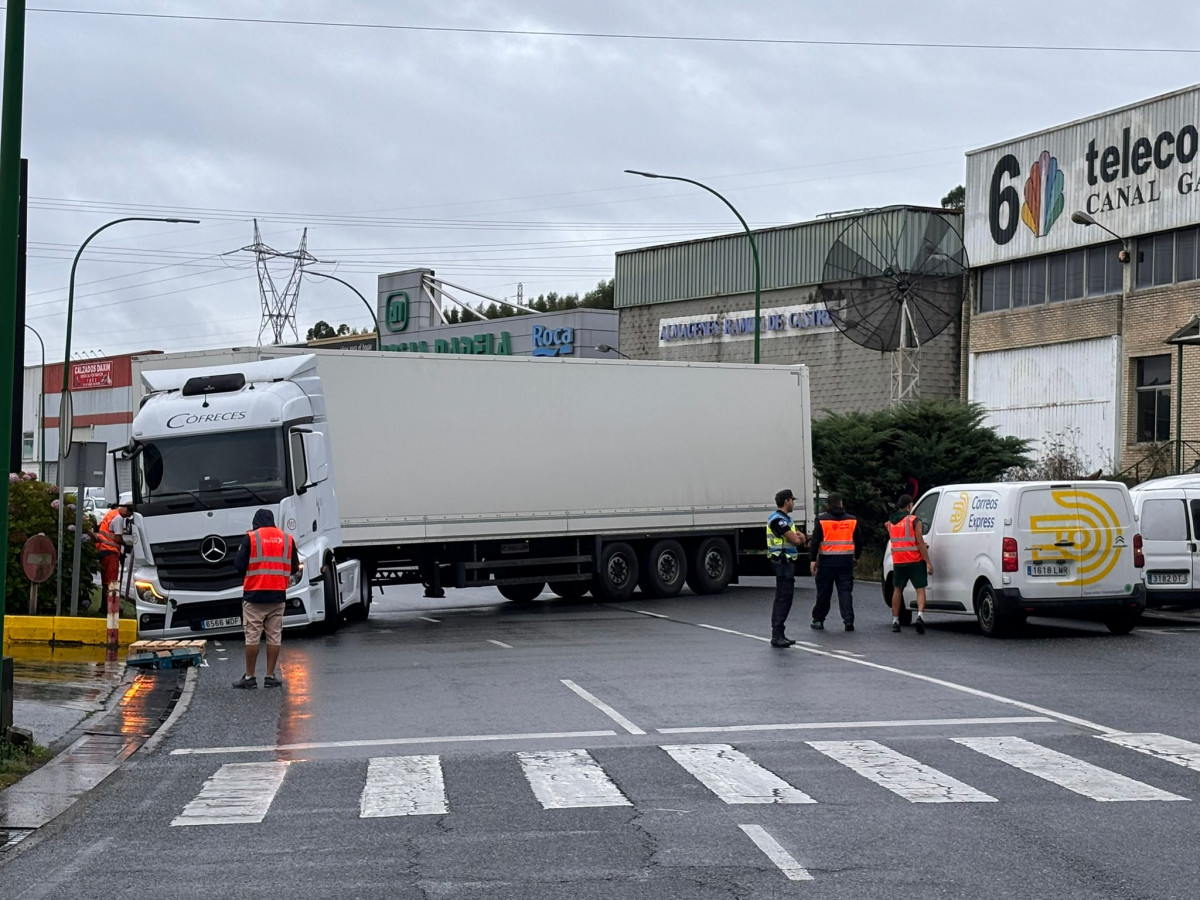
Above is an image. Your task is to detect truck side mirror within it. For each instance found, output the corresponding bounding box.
[301,431,329,487]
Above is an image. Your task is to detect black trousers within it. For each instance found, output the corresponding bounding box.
[813,562,855,624]
[770,557,795,635]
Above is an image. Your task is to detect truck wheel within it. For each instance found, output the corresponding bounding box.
[548,581,590,600]
[1105,612,1140,635]
[883,574,912,625]
[498,582,544,604]
[685,537,732,595]
[975,581,1008,638]
[346,568,371,622]
[594,542,639,602]
[321,561,341,634]
[639,540,687,598]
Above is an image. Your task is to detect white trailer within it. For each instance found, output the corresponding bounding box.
[124,349,812,637]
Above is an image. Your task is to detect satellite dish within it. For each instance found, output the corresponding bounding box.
[817,209,967,403]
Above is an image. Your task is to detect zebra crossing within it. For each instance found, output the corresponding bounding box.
[170,732,1200,826]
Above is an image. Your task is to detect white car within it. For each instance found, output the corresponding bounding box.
[1128,474,1200,609]
[883,481,1145,636]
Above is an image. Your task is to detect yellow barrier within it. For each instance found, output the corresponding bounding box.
[2,615,136,645]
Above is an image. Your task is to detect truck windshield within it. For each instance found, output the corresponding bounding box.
[134,429,288,516]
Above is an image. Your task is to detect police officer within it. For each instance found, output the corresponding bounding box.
[809,493,862,631]
[767,489,808,647]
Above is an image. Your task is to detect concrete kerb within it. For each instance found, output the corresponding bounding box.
[136,666,197,756]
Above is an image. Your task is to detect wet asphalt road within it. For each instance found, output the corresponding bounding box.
[3,577,1200,898]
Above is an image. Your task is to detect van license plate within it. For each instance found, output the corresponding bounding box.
[1027,563,1069,577]
[201,616,241,630]
[1148,573,1188,585]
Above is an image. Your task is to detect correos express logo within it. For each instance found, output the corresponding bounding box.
[1028,489,1124,586]
[950,492,969,533]
[1021,150,1065,238]
[950,491,999,532]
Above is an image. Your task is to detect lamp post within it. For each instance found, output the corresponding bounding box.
[55,216,199,615]
[24,323,43,480]
[304,269,380,346]
[626,169,763,364]
[595,344,632,360]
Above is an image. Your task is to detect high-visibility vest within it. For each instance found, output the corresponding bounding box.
[818,516,857,557]
[888,514,923,564]
[243,527,295,593]
[766,511,800,560]
[96,509,123,556]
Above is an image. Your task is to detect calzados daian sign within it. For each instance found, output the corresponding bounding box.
[965,85,1200,266]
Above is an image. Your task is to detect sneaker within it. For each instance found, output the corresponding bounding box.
[233,675,257,689]
[892,621,901,633]
[915,617,925,635]
[263,674,283,688]
[810,620,824,631]
[844,623,854,632]
[770,635,796,647]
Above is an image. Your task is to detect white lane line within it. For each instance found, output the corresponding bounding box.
[634,610,670,619]
[659,716,1052,735]
[488,639,513,649]
[808,740,996,803]
[171,761,291,826]
[418,616,440,623]
[517,749,632,809]
[663,744,815,804]
[560,679,646,735]
[360,755,448,817]
[953,736,1187,802]
[170,729,617,756]
[738,824,814,881]
[1100,733,1200,773]
[831,649,866,658]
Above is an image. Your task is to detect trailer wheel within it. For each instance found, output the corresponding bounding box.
[320,560,341,634]
[639,540,687,598]
[497,582,544,604]
[346,567,372,622]
[594,542,639,601]
[685,537,733,595]
[548,581,590,600]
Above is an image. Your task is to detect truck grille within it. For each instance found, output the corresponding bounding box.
[151,535,245,592]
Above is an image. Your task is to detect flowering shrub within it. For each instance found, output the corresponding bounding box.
[6,475,99,614]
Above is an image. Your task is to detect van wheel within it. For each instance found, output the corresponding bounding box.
[883,574,912,625]
[498,582,544,604]
[320,561,341,634]
[548,581,590,600]
[640,540,688,598]
[594,542,639,601]
[975,582,1008,637]
[685,537,733,595]
[1105,613,1140,635]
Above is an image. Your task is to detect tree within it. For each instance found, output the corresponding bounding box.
[6,473,98,614]
[307,320,337,340]
[941,185,965,210]
[582,278,615,309]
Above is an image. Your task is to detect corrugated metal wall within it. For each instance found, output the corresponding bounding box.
[615,206,962,308]
[968,336,1120,470]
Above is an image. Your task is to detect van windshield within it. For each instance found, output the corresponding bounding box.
[134,428,288,516]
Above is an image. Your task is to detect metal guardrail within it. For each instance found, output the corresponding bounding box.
[1117,440,1200,485]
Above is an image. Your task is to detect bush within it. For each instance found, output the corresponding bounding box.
[6,472,99,614]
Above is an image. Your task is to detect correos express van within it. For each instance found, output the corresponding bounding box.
[882,481,1145,636]
[1128,474,1200,609]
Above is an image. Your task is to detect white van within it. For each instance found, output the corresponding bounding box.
[1128,474,1200,608]
[882,481,1145,636]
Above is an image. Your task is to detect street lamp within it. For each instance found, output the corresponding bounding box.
[1070,210,1132,262]
[56,216,199,615]
[24,323,43,481]
[304,269,380,346]
[595,344,632,360]
[626,169,763,363]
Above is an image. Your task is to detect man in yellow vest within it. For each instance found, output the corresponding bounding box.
[888,493,933,633]
[766,489,808,647]
[808,494,862,631]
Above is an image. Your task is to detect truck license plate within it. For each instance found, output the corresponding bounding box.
[1027,563,1069,577]
[201,616,241,629]
[1148,572,1189,585]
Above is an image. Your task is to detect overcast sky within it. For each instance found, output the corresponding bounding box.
[9,0,1200,364]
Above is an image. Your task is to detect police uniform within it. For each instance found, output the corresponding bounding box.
[767,507,804,642]
[809,506,861,628]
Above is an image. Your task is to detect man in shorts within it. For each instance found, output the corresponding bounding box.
[232,508,301,688]
[888,494,933,634]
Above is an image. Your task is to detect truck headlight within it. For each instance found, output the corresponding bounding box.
[134,580,167,605]
[290,561,305,588]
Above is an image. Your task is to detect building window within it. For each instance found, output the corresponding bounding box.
[1137,226,1200,288]
[21,431,33,460]
[977,242,1123,313]
[1135,355,1171,443]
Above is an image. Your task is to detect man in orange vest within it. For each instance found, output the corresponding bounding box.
[888,493,933,634]
[808,494,862,631]
[95,495,133,604]
[232,508,301,689]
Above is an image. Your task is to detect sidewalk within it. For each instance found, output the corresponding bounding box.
[7,643,126,750]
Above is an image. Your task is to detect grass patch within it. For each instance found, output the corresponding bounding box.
[0,740,53,790]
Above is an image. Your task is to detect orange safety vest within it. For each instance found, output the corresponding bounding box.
[818,516,857,556]
[243,527,295,593]
[96,509,123,556]
[888,514,923,564]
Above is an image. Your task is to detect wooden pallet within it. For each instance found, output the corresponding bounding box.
[126,639,208,670]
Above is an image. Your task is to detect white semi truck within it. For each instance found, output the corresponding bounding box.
[122,349,813,638]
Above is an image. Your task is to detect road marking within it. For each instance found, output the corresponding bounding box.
[171,761,291,826]
[360,755,447,817]
[1139,628,1199,635]
[831,649,866,658]
[170,729,617,756]
[662,744,815,804]
[488,639,513,649]
[738,824,814,881]
[658,715,1052,735]
[634,610,670,618]
[560,679,646,735]
[808,740,997,803]
[953,736,1187,801]
[517,749,631,809]
[418,616,441,623]
[1099,733,1200,773]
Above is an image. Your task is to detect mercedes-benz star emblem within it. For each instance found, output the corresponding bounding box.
[200,535,227,563]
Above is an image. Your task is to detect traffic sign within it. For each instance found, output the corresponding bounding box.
[20,533,56,583]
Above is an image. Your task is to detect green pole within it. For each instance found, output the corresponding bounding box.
[1176,343,1184,474]
[0,0,26,723]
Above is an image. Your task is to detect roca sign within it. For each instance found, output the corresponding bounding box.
[965,85,1200,266]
